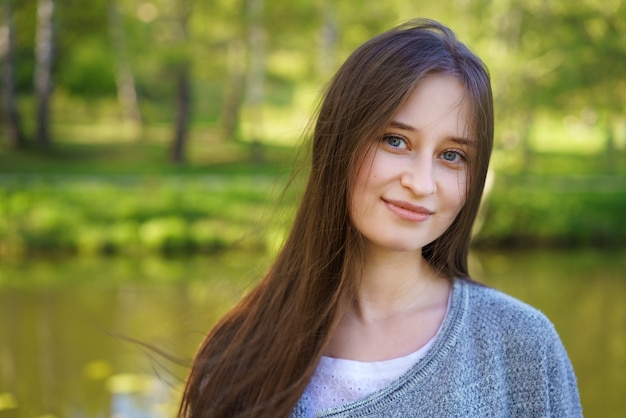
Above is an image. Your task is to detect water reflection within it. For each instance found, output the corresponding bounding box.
[0,250,624,417]
[0,253,262,418]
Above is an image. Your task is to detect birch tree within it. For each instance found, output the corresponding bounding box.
[170,0,191,163]
[33,0,54,149]
[244,0,265,147]
[108,0,143,139]
[221,36,245,141]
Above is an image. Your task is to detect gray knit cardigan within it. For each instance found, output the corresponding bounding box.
[290,279,582,417]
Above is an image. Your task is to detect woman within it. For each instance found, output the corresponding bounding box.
[180,19,582,417]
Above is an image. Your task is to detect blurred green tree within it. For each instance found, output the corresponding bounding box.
[2,0,624,167]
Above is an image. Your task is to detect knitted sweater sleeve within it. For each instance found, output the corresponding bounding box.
[472,285,582,418]
[544,322,582,417]
[474,285,583,418]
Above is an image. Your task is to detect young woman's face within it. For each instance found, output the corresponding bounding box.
[350,74,471,255]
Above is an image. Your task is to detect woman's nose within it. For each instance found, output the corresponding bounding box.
[399,159,437,196]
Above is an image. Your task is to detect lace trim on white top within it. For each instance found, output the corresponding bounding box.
[304,291,451,412]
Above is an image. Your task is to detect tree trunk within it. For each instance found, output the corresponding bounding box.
[520,111,534,170]
[221,38,246,141]
[171,64,190,163]
[1,0,27,149]
[245,0,265,146]
[623,119,626,173]
[317,0,337,78]
[604,118,617,173]
[33,0,55,150]
[170,0,190,164]
[108,0,143,139]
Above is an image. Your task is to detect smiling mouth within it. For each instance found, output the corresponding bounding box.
[383,199,434,222]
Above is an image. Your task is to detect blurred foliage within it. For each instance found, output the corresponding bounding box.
[0,174,297,258]
[3,0,625,145]
[0,163,624,259]
[1,0,625,252]
[478,174,626,248]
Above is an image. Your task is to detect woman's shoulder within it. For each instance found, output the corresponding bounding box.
[452,279,581,417]
[459,279,560,341]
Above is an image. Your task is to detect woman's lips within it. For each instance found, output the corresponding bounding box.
[383,198,434,222]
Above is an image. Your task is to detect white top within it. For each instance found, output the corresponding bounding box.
[304,292,451,412]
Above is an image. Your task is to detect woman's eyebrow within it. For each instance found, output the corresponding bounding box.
[389,120,416,132]
[388,120,474,146]
[450,137,474,147]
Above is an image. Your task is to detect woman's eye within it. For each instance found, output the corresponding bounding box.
[383,135,407,149]
[441,150,464,162]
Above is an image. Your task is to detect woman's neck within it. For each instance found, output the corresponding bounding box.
[323,247,451,361]
[354,247,446,321]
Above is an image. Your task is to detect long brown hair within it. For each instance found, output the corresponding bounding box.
[179,18,493,418]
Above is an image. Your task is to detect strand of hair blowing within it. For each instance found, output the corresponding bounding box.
[178,85,369,415]
[179,18,493,418]
[178,173,362,417]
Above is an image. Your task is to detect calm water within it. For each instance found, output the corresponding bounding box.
[0,249,624,417]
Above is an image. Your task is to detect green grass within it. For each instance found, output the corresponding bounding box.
[475,173,626,248]
[0,127,298,176]
[1,169,623,259]
[1,121,625,257]
[0,175,297,259]
[0,122,306,259]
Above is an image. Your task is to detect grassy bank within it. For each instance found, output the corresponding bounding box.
[1,137,625,258]
[0,171,624,259]
[477,173,626,248]
[0,174,297,258]
[0,127,297,176]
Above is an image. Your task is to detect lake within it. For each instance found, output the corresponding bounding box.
[0,249,624,417]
